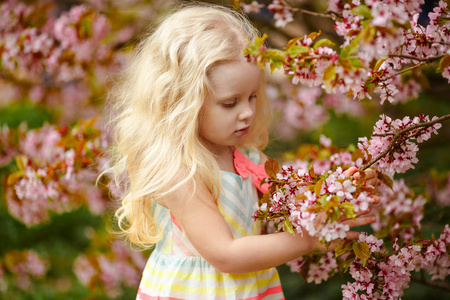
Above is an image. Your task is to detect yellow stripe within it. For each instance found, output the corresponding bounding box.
[142,265,278,283]
[162,238,172,255]
[142,272,279,295]
[218,205,250,237]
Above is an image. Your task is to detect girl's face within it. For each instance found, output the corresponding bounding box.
[199,56,262,157]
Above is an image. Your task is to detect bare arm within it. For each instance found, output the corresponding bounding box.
[166,179,374,274]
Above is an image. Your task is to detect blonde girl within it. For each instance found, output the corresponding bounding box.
[108,3,378,299]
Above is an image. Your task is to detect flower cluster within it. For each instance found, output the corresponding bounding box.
[2,119,109,226]
[243,0,450,104]
[358,114,443,176]
[342,227,450,299]
[267,0,294,27]
[428,172,450,207]
[268,81,366,139]
[372,179,426,243]
[253,136,377,243]
[0,1,123,123]
[242,1,265,14]
[73,239,147,298]
[0,1,111,84]
[286,251,338,284]
[0,249,48,290]
[331,0,450,104]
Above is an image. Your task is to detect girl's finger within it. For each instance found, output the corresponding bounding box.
[342,215,376,229]
[370,195,380,204]
[345,166,358,177]
[345,231,360,240]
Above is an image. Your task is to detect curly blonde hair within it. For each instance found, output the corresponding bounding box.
[107,3,270,248]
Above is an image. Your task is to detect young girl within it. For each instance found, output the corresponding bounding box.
[108,3,378,299]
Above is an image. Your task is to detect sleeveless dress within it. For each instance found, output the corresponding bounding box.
[136,148,285,300]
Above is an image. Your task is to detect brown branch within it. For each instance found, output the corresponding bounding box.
[410,37,450,47]
[291,8,339,20]
[388,54,445,62]
[383,61,427,81]
[411,275,450,292]
[360,114,450,170]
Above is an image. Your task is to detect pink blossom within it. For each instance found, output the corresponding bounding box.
[242,1,264,14]
[268,0,294,27]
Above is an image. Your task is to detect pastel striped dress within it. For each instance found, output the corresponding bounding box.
[136,148,285,300]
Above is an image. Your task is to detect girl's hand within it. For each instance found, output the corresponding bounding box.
[314,209,376,251]
[345,166,380,205]
[345,166,379,187]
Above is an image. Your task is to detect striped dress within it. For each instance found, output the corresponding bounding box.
[136,148,285,300]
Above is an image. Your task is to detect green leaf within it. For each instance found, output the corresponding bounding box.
[319,195,328,206]
[342,34,361,58]
[15,155,28,171]
[286,45,309,56]
[348,57,364,69]
[331,206,341,222]
[284,218,296,235]
[80,18,93,39]
[338,58,353,71]
[7,170,24,186]
[353,241,370,267]
[352,5,372,19]
[335,239,354,257]
[323,64,336,86]
[373,57,388,72]
[313,38,335,50]
[340,44,355,58]
[340,202,357,219]
[436,55,450,72]
[361,26,376,43]
[286,37,304,50]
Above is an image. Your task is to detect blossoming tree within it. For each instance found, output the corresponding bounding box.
[0,0,449,299]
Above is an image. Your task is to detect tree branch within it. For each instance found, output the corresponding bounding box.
[383,62,427,81]
[361,114,450,170]
[411,275,450,292]
[388,54,445,62]
[292,8,339,20]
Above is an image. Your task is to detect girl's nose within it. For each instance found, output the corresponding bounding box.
[239,100,255,121]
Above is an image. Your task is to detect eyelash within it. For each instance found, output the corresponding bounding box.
[222,94,257,108]
[223,99,237,108]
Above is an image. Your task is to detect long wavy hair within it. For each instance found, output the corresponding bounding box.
[107,3,271,248]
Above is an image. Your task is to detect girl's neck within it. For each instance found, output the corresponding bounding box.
[213,146,237,174]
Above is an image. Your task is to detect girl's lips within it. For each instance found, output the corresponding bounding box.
[235,127,249,136]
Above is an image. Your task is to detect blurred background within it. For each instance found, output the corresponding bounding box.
[0,0,449,299]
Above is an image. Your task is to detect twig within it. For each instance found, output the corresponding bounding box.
[383,62,427,81]
[411,275,450,292]
[388,54,445,62]
[292,8,338,20]
[410,37,450,47]
[361,114,450,170]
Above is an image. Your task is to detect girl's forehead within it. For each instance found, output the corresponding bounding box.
[208,58,262,98]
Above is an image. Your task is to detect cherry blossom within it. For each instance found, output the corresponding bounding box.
[0,250,48,290]
[358,114,443,176]
[73,240,147,298]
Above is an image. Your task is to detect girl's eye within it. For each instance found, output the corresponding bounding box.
[222,98,237,108]
[249,94,257,101]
